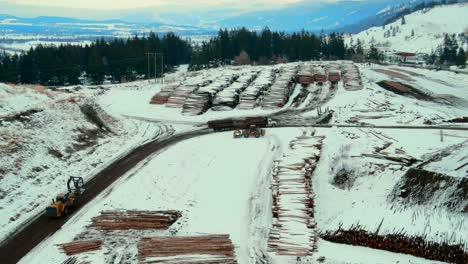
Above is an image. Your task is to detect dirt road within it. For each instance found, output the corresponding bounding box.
[0,128,210,264]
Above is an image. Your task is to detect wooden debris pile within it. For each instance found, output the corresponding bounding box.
[377,80,431,100]
[372,68,414,81]
[90,210,181,230]
[268,135,325,256]
[57,240,102,256]
[138,235,237,264]
[321,226,467,264]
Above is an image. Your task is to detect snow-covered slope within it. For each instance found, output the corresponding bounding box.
[348,3,468,53]
[0,83,168,242]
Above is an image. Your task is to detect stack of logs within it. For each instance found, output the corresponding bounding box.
[268,135,325,256]
[89,210,181,230]
[57,240,102,256]
[342,62,363,91]
[150,84,179,105]
[138,235,237,264]
[321,226,467,264]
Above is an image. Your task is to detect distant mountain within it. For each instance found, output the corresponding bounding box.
[0,14,213,38]
[1,0,467,40]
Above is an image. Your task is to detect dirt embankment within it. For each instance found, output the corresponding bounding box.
[389,168,468,213]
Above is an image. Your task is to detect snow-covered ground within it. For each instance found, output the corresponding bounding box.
[0,83,176,242]
[4,61,468,264]
[347,3,468,53]
[317,64,468,126]
[19,128,453,264]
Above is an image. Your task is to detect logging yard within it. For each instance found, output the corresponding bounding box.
[0,61,467,264]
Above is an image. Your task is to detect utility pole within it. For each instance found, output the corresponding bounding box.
[146,52,164,84]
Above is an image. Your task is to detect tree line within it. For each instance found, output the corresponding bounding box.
[0,32,192,85]
[189,27,366,70]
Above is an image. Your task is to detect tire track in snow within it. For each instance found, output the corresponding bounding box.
[246,133,283,264]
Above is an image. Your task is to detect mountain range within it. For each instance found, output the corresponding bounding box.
[0,0,466,38]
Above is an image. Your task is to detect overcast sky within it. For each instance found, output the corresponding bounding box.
[1,0,304,10]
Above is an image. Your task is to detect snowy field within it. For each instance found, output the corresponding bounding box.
[19,128,452,264]
[2,61,467,264]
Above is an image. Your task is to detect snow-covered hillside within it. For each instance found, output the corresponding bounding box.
[348,3,468,53]
[0,83,173,242]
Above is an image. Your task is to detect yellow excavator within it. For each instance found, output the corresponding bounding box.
[45,177,84,218]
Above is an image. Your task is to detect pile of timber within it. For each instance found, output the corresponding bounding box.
[326,63,341,84]
[89,210,181,230]
[268,135,325,256]
[182,73,238,115]
[321,226,467,264]
[150,84,179,105]
[342,62,363,91]
[296,63,314,86]
[166,76,212,108]
[138,235,237,264]
[165,85,199,108]
[57,240,102,256]
[237,69,276,110]
[260,66,297,110]
[313,66,327,84]
[212,71,259,111]
[181,93,211,116]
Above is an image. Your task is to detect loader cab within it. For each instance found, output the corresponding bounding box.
[55,194,67,203]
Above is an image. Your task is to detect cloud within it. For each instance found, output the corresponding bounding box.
[1,0,304,10]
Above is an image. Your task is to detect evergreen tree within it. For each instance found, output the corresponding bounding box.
[401,16,406,25]
[456,48,466,68]
[367,44,383,63]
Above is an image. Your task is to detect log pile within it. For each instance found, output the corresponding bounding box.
[212,71,258,111]
[261,66,297,110]
[150,84,179,105]
[89,210,181,230]
[326,63,341,84]
[57,240,102,256]
[165,85,199,108]
[313,66,327,84]
[268,135,325,256]
[237,69,276,110]
[138,235,237,264]
[182,73,238,115]
[321,226,467,264]
[342,62,363,91]
[297,63,314,86]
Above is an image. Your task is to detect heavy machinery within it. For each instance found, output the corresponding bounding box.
[234,124,265,138]
[45,177,84,218]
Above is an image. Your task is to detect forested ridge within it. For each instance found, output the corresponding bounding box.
[1,28,369,86]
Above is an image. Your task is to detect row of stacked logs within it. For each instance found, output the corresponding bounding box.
[89,210,181,230]
[268,135,325,257]
[321,226,467,264]
[138,235,237,264]
[57,240,102,256]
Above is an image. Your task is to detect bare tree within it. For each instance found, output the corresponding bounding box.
[233,50,251,66]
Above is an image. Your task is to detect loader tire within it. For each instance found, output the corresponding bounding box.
[63,206,69,216]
